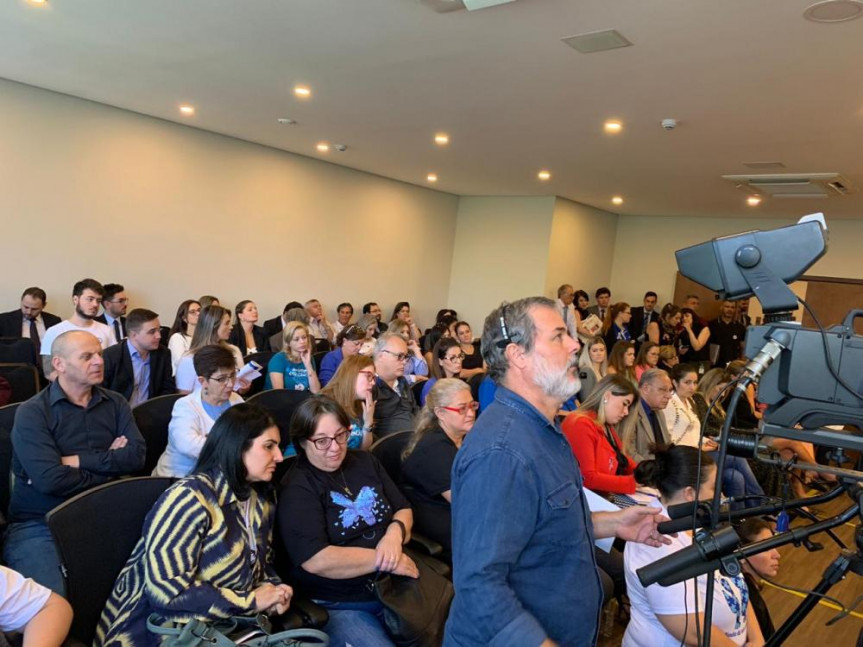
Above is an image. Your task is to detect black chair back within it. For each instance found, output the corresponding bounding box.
[158,326,171,349]
[0,402,19,522]
[247,389,311,450]
[313,339,332,353]
[244,351,275,398]
[0,363,40,404]
[369,430,413,486]
[411,380,426,407]
[46,477,173,644]
[131,393,184,475]
[312,350,328,370]
[0,338,38,365]
[467,373,485,403]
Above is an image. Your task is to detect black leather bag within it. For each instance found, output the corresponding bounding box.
[372,550,454,647]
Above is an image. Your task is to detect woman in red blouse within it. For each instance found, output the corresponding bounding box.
[562,374,640,495]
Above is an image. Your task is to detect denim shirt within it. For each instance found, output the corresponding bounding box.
[444,385,602,647]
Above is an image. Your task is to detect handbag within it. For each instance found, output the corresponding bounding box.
[146,613,329,647]
[372,550,454,647]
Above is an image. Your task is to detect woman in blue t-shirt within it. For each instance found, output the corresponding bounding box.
[265,321,320,393]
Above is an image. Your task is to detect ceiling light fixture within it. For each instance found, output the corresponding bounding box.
[803,0,863,22]
[294,85,312,99]
[427,173,438,183]
[27,0,48,5]
[434,133,450,146]
[604,120,623,134]
[537,170,551,181]
[276,118,297,125]
[316,142,330,153]
[612,196,624,206]
[179,104,195,116]
[747,195,762,206]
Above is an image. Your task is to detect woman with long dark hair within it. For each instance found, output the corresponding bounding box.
[167,299,200,375]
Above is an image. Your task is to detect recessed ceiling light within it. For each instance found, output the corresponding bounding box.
[611,196,624,205]
[276,118,297,125]
[27,0,48,5]
[316,142,330,153]
[747,195,762,206]
[434,133,450,146]
[294,85,312,99]
[804,0,863,23]
[179,104,195,116]
[604,120,623,134]
[537,170,551,181]
[427,173,438,183]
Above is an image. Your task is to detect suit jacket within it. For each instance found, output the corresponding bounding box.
[262,316,284,340]
[629,307,659,341]
[95,313,127,341]
[622,402,670,463]
[228,325,269,356]
[0,309,61,338]
[102,340,175,402]
[587,305,609,322]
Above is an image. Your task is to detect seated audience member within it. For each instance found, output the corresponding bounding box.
[167,299,200,375]
[607,340,637,385]
[95,283,129,341]
[5,331,145,594]
[198,295,219,309]
[387,319,429,379]
[623,369,672,463]
[40,278,116,376]
[0,287,61,355]
[574,289,591,320]
[434,308,458,325]
[390,301,421,342]
[269,306,311,352]
[454,321,485,379]
[629,291,660,344]
[420,338,464,406]
[277,397,416,647]
[319,324,366,387]
[647,303,681,348]
[678,307,711,372]
[0,565,72,646]
[356,313,379,355]
[332,302,354,336]
[102,308,175,406]
[577,336,608,402]
[153,345,244,478]
[263,300,302,339]
[635,341,661,382]
[362,302,388,333]
[692,368,733,437]
[316,354,377,453]
[736,518,780,641]
[96,404,291,647]
[265,322,320,392]
[624,445,763,647]
[372,332,418,437]
[588,287,612,322]
[228,299,268,356]
[305,299,335,345]
[562,375,638,495]
[709,300,747,368]
[175,305,246,393]
[657,345,679,375]
[402,378,476,552]
[602,302,632,352]
[422,321,450,364]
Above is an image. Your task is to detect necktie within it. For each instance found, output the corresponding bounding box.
[113,319,122,341]
[599,308,606,321]
[29,318,40,355]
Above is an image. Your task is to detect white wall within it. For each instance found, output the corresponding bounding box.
[0,78,459,327]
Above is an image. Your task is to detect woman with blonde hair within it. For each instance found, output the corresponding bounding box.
[577,336,608,402]
[402,378,476,551]
[265,321,320,393]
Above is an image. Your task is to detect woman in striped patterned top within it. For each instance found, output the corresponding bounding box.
[95,404,292,647]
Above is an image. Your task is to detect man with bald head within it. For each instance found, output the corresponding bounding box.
[4,331,145,595]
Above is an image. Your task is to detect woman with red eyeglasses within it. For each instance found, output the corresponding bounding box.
[401,378,477,553]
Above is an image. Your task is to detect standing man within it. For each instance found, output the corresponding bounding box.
[629,291,659,344]
[362,302,389,333]
[445,297,670,646]
[587,287,611,322]
[101,308,175,406]
[708,300,747,368]
[0,287,61,358]
[555,284,579,340]
[40,279,116,376]
[4,331,145,594]
[95,283,129,341]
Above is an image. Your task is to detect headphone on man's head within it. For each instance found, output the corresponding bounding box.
[496,303,515,349]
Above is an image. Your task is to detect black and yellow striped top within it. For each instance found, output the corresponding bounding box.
[95,469,280,647]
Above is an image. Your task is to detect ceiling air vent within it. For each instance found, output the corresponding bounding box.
[419,0,515,13]
[722,172,857,199]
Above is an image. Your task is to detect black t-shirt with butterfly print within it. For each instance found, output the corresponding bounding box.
[276,450,411,601]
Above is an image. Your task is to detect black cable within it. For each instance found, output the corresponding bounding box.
[826,594,863,626]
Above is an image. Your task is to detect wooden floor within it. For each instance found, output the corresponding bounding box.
[598,487,863,646]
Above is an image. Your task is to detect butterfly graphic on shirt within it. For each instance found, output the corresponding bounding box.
[718,574,749,630]
[330,486,388,533]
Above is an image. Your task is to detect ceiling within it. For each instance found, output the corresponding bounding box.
[2,0,863,219]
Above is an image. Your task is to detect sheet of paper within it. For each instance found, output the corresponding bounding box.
[234,361,262,391]
[583,487,620,553]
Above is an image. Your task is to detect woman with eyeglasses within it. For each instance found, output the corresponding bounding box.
[601,302,633,353]
[402,378,476,553]
[419,337,464,406]
[277,397,416,647]
[153,345,244,478]
[634,341,661,382]
[318,324,367,388]
[309,355,377,453]
[265,321,321,393]
[167,299,200,375]
[387,319,429,380]
[175,305,249,394]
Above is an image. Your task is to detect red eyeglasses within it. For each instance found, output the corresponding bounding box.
[441,401,479,415]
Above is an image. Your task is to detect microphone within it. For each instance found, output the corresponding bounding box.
[637,526,740,588]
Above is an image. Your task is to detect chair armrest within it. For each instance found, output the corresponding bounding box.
[408,531,443,557]
[287,594,329,629]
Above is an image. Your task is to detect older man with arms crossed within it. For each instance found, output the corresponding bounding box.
[444,297,670,647]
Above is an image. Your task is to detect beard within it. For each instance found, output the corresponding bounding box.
[532,353,581,402]
[76,304,98,321]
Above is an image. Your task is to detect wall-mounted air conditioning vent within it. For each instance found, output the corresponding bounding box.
[721,172,858,199]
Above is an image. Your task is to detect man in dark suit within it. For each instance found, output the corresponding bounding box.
[263,301,302,340]
[629,291,659,343]
[586,287,611,323]
[0,287,61,356]
[102,308,175,407]
[362,302,388,334]
[95,283,129,341]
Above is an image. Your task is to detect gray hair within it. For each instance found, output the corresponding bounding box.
[557,284,574,298]
[403,378,470,460]
[639,367,670,389]
[481,296,556,382]
[373,331,406,358]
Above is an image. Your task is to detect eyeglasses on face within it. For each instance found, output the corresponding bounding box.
[358,370,376,381]
[441,401,479,415]
[109,298,129,304]
[444,352,466,362]
[381,349,410,362]
[208,372,238,384]
[309,429,350,450]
